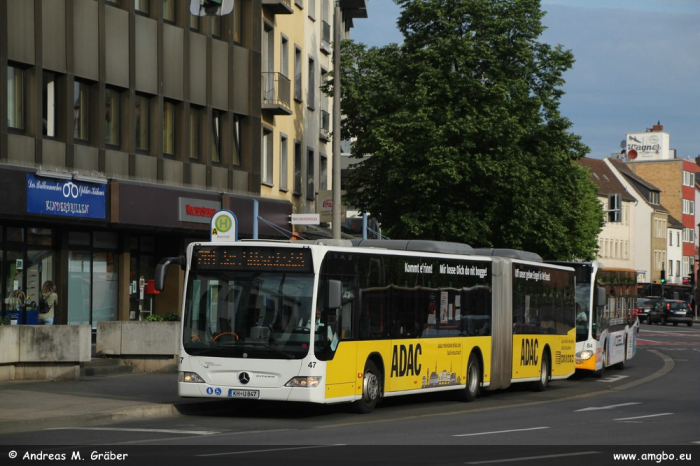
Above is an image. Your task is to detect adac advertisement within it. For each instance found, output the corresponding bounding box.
[26,174,106,219]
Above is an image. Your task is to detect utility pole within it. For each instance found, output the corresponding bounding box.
[331,1,342,239]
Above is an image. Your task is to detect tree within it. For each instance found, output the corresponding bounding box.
[335,0,603,260]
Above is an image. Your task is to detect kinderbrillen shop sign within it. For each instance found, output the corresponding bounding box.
[26,174,106,219]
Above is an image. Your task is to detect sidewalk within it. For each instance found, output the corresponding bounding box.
[0,373,233,435]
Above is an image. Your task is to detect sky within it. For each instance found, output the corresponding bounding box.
[349,0,700,160]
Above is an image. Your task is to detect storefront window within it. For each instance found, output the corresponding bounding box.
[27,228,52,246]
[7,228,24,242]
[4,251,23,324]
[68,251,91,325]
[93,252,118,325]
[129,236,155,320]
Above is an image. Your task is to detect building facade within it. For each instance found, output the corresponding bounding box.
[0,0,295,326]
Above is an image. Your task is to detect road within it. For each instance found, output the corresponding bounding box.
[1,325,699,465]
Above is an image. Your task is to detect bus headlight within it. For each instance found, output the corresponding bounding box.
[179,372,205,383]
[576,350,594,361]
[285,376,322,388]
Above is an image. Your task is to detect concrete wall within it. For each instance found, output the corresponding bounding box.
[96,321,180,356]
[0,325,91,381]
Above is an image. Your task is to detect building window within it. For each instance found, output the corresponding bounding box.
[307,147,315,200]
[190,13,199,31]
[135,94,149,151]
[73,81,90,141]
[211,109,221,163]
[682,199,694,215]
[163,0,175,23]
[232,0,242,43]
[308,0,316,20]
[7,65,25,130]
[677,261,681,277]
[43,71,58,137]
[281,36,289,78]
[294,140,302,195]
[669,260,673,277]
[232,115,242,166]
[320,153,327,190]
[683,227,694,243]
[189,105,200,160]
[262,129,273,185]
[683,171,695,187]
[307,57,315,109]
[294,46,302,102]
[211,16,221,38]
[280,135,288,191]
[669,231,673,246]
[105,88,120,147]
[134,0,148,15]
[163,100,176,155]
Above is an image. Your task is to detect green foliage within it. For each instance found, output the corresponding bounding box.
[163,313,180,322]
[0,315,10,326]
[332,0,602,260]
[144,314,164,322]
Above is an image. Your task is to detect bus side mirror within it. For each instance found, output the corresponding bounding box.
[595,286,606,307]
[155,257,185,291]
[327,280,342,310]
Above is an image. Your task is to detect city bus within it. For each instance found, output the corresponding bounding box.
[547,261,638,377]
[156,239,576,413]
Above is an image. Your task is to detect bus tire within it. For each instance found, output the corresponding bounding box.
[457,353,481,402]
[532,350,550,392]
[354,360,382,414]
[614,337,627,370]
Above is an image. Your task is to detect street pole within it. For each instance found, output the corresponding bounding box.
[332,1,342,239]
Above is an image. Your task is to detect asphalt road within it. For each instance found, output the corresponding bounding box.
[2,325,699,465]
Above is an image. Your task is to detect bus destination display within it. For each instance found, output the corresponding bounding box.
[193,247,312,272]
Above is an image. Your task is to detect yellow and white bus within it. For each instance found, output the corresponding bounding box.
[548,261,638,376]
[156,239,576,413]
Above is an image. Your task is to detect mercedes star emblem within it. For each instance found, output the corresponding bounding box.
[239,372,250,384]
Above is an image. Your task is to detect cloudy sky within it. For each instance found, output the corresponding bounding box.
[350,0,700,160]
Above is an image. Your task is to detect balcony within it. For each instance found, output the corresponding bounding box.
[321,20,332,55]
[320,110,330,141]
[262,72,292,116]
[262,0,293,15]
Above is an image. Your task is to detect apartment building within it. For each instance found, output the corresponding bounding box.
[0,0,295,326]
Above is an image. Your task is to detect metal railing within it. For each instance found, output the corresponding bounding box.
[261,72,291,111]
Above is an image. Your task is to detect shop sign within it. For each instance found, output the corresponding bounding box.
[291,214,321,225]
[179,197,221,224]
[316,190,347,223]
[27,174,106,219]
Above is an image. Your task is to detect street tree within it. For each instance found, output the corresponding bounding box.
[335,0,603,260]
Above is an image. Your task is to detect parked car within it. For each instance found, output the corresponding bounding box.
[635,297,658,324]
[648,299,693,327]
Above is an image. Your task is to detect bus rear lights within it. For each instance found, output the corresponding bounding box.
[179,372,206,383]
[576,350,594,361]
[286,376,321,388]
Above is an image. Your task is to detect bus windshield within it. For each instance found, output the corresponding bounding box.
[182,271,315,359]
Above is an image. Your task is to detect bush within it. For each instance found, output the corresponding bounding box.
[144,314,164,322]
[163,313,180,322]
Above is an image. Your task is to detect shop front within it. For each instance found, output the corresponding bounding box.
[0,165,292,327]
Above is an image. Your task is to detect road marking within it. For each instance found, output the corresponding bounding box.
[464,451,600,464]
[198,445,342,457]
[614,413,673,421]
[453,427,549,437]
[596,375,628,383]
[49,427,219,435]
[576,402,640,412]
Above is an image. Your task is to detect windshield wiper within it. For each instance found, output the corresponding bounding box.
[245,343,295,359]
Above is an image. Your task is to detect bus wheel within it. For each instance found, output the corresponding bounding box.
[532,351,550,392]
[354,360,382,414]
[615,337,627,370]
[457,353,481,402]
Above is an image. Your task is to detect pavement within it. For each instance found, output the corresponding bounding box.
[0,372,233,435]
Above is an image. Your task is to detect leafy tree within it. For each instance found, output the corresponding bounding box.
[334,0,602,260]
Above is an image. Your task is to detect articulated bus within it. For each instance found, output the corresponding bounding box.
[156,239,576,413]
[548,261,638,377]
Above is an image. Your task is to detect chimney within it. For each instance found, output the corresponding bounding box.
[652,120,663,131]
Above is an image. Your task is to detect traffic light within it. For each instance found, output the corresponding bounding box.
[660,269,666,284]
[689,269,695,286]
[190,0,234,16]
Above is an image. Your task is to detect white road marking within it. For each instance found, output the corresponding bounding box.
[453,426,549,437]
[576,402,641,412]
[614,413,673,421]
[596,375,629,383]
[49,427,219,435]
[464,451,600,464]
[198,445,343,457]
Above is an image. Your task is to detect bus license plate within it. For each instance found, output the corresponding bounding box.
[228,389,259,399]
